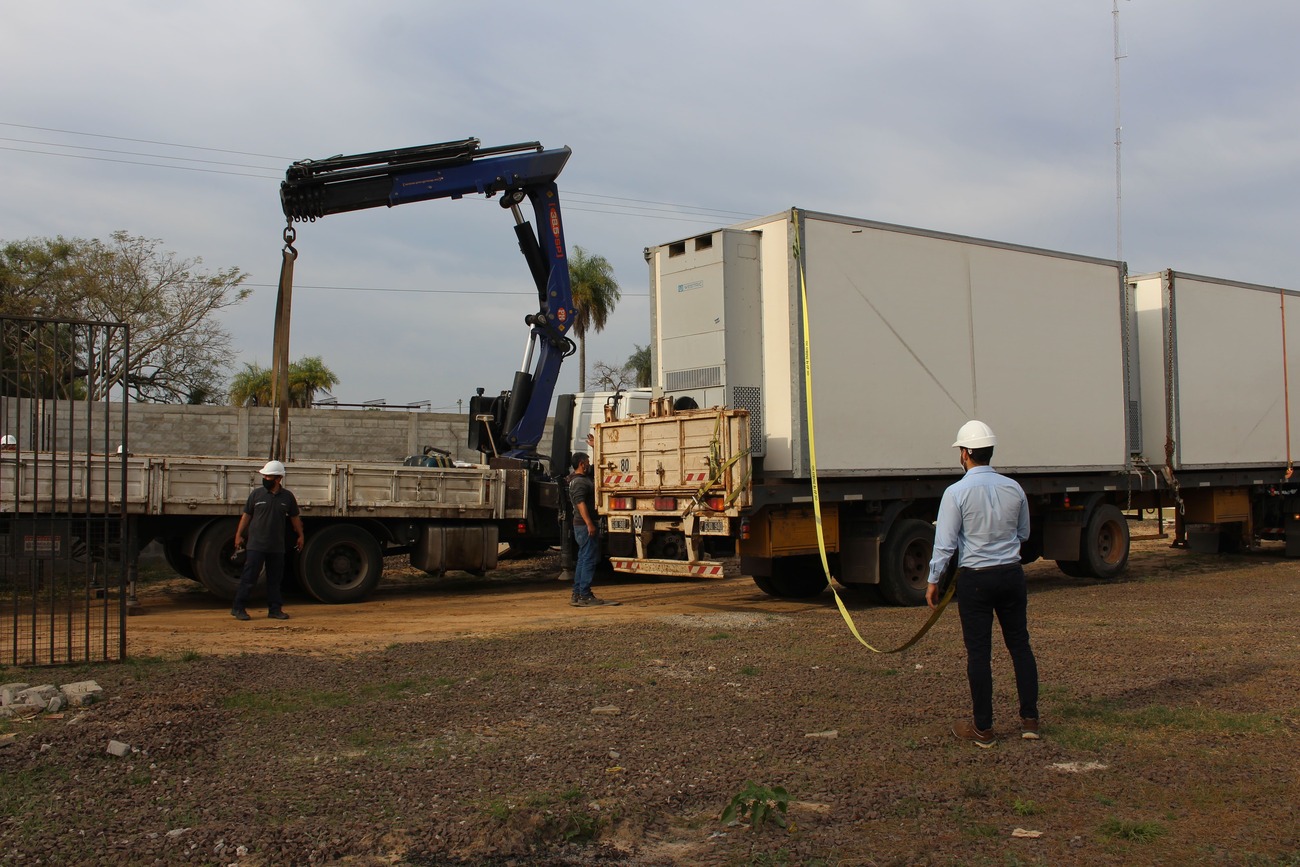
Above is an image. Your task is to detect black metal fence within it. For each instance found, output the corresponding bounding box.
[1,315,129,665]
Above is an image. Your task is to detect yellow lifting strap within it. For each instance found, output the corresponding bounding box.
[793,208,956,653]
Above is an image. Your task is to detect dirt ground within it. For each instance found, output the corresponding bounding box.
[3,530,1299,866]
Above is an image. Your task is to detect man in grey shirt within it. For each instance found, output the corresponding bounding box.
[232,460,305,621]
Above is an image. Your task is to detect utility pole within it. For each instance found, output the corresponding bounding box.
[1114,0,1128,265]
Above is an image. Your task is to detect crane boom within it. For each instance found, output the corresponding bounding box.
[280,138,577,460]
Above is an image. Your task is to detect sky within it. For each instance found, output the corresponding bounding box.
[2,1,1297,412]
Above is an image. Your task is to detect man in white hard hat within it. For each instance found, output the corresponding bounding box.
[927,420,1039,748]
[231,459,305,621]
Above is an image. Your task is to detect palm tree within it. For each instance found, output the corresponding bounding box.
[567,246,621,391]
[288,355,339,407]
[626,344,651,388]
[229,356,339,407]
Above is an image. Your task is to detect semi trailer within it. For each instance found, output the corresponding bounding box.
[587,209,1300,604]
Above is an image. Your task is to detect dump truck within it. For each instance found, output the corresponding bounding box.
[589,209,1300,603]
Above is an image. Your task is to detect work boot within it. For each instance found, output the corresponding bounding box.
[1020,717,1041,740]
[571,594,621,607]
[952,719,996,748]
[267,610,290,621]
[231,609,251,622]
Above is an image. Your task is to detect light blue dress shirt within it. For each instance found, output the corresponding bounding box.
[927,465,1030,584]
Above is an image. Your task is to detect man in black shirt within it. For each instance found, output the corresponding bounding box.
[567,452,618,607]
[231,460,305,621]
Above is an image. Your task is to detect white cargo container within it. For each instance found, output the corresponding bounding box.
[650,210,1132,476]
[1131,270,1300,470]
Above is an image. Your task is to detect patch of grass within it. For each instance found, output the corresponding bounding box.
[961,776,991,798]
[1095,794,1117,807]
[1057,698,1282,736]
[1099,817,1166,843]
[359,679,419,700]
[1012,798,1043,816]
[555,810,599,842]
[890,796,923,819]
[559,786,584,802]
[219,687,351,715]
[740,665,759,676]
[707,632,731,641]
[484,798,512,821]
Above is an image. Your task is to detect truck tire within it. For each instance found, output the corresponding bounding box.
[880,518,933,607]
[298,524,383,604]
[162,536,198,582]
[193,518,254,601]
[1080,504,1129,580]
[1055,559,1091,578]
[763,555,828,599]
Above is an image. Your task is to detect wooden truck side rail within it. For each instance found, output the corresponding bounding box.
[0,453,523,521]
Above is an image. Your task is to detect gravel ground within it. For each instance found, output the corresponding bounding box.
[2,533,1298,866]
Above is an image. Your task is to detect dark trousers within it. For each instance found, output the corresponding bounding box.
[955,564,1039,730]
[232,549,285,613]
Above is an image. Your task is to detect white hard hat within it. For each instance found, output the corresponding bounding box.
[1,435,15,446]
[259,460,286,476]
[952,420,997,449]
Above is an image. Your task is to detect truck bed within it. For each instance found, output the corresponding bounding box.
[0,453,524,521]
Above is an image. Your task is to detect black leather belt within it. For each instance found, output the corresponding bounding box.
[960,563,1020,574]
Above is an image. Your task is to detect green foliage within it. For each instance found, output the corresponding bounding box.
[567,245,621,391]
[626,343,651,387]
[228,355,339,407]
[1,232,250,403]
[720,781,790,829]
[1012,798,1043,816]
[1100,817,1166,843]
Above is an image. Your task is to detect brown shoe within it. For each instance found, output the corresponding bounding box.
[953,719,996,748]
[1020,717,1041,739]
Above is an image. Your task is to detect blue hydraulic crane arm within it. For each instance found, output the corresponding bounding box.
[279,138,577,460]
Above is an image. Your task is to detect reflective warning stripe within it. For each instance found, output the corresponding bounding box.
[609,558,726,578]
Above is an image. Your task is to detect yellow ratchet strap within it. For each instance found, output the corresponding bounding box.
[794,208,956,653]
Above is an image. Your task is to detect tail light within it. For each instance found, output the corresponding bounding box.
[705,496,725,512]
[609,497,633,510]
[739,517,751,541]
[654,496,677,511]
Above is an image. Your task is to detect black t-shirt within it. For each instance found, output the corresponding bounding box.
[242,486,301,553]
[567,471,594,516]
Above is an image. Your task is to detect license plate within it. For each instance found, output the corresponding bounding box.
[608,516,633,533]
[699,518,727,534]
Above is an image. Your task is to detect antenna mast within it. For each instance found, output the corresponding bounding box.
[1113,0,1127,265]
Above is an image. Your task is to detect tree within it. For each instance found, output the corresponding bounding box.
[567,246,621,391]
[229,356,339,408]
[0,232,250,403]
[626,343,651,388]
[590,360,633,392]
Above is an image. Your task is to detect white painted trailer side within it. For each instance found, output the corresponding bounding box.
[1132,271,1300,470]
[650,209,1131,477]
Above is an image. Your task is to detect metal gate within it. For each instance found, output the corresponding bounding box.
[1,315,129,665]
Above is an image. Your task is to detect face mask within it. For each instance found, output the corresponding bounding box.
[263,477,277,491]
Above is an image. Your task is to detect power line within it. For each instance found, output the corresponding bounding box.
[243,282,650,297]
[1,121,764,221]
[0,122,286,160]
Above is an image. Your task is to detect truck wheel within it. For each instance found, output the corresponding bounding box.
[162,536,198,582]
[880,518,933,607]
[1081,504,1129,579]
[1055,560,1091,578]
[764,555,828,599]
[194,518,253,601]
[299,525,383,604]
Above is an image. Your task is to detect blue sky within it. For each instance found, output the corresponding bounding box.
[2,1,1297,409]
